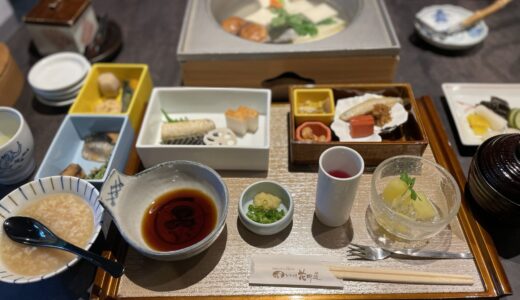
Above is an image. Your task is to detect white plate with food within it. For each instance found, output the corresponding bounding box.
[136,87,271,171]
[442,83,520,146]
[330,94,408,142]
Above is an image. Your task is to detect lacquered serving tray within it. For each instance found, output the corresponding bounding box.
[90,97,511,299]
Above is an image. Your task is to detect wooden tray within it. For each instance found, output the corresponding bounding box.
[288,84,428,169]
[90,97,511,299]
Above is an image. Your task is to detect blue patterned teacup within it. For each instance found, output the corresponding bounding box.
[0,107,35,185]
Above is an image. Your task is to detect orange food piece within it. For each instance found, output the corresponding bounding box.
[270,0,284,9]
[349,115,375,138]
[239,23,268,43]
[237,105,258,118]
[221,16,247,35]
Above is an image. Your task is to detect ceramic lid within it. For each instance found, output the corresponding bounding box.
[24,0,90,26]
[477,134,520,203]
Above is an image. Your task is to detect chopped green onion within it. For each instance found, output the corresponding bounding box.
[246,204,285,224]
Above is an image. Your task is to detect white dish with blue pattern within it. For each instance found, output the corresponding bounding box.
[0,176,104,284]
[99,160,228,261]
[415,5,488,50]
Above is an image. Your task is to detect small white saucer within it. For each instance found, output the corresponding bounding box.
[415,5,488,50]
[35,94,76,107]
[28,52,90,92]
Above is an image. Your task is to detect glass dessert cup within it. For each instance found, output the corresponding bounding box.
[367,155,461,249]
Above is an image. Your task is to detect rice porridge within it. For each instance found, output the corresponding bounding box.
[0,193,94,276]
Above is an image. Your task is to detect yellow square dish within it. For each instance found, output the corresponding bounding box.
[69,63,153,130]
[292,88,335,126]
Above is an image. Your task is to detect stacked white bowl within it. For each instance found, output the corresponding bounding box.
[28,52,91,107]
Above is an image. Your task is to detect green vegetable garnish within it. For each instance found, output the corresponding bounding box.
[86,163,107,180]
[269,8,318,37]
[400,171,418,200]
[161,109,188,123]
[246,204,285,224]
[316,18,336,26]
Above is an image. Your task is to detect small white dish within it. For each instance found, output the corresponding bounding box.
[442,83,520,146]
[238,180,293,236]
[35,94,76,107]
[0,176,103,284]
[28,52,90,92]
[34,89,80,102]
[330,94,408,142]
[415,5,488,50]
[33,78,84,100]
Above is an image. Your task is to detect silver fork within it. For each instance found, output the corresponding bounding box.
[347,243,474,260]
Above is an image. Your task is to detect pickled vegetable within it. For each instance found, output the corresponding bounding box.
[467,113,490,136]
[382,177,408,206]
[474,105,507,131]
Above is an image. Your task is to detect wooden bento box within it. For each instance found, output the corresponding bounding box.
[289,83,428,168]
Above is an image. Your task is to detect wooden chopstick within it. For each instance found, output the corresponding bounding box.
[328,266,474,285]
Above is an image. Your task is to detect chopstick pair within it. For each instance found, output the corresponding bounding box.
[328,265,473,285]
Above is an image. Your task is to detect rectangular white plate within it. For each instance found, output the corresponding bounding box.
[442,83,520,146]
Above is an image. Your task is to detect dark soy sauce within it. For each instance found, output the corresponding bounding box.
[142,189,217,251]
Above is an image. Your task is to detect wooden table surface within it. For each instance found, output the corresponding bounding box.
[1,0,519,299]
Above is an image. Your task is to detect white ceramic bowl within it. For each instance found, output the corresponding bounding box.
[0,176,104,284]
[238,181,293,235]
[100,160,229,261]
[0,107,35,185]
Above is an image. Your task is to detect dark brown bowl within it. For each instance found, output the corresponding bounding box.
[467,134,520,224]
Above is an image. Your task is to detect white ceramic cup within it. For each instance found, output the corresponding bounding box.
[315,146,364,227]
[0,107,35,185]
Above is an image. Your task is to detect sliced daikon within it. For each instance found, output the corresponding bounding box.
[245,8,275,26]
[285,1,315,14]
[474,105,507,131]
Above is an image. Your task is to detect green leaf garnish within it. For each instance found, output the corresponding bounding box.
[269,8,318,37]
[161,109,187,123]
[400,171,418,200]
[86,163,107,180]
[317,18,336,26]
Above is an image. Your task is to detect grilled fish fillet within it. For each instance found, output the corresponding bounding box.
[339,97,403,122]
[161,119,216,143]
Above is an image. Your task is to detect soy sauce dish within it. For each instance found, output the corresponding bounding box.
[99,160,228,261]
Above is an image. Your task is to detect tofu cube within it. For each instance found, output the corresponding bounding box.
[302,3,338,23]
